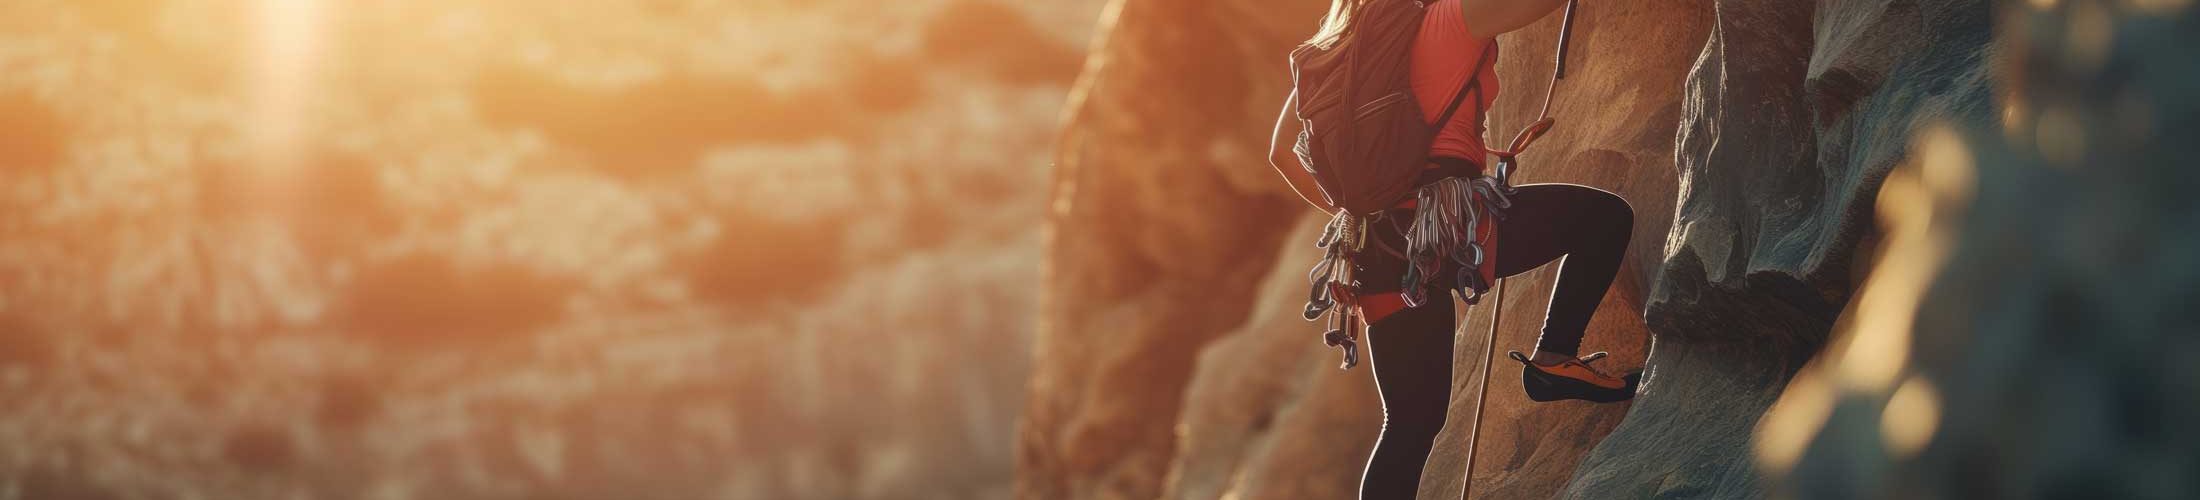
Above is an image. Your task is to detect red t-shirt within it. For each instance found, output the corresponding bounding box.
[1411,0,1500,165]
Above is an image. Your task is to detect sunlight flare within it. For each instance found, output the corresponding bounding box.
[248,0,328,165]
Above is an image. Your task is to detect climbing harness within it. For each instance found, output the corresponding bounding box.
[1307,170,1513,371]
[1462,1,1580,498]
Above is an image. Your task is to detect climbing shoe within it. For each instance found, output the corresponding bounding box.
[1509,351,1640,403]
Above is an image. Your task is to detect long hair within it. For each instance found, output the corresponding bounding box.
[1306,0,1370,48]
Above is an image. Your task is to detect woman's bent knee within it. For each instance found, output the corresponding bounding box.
[1582,187,1634,240]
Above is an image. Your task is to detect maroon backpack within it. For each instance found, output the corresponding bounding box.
[1289,0,1495,369]
[1286,0,1493,215]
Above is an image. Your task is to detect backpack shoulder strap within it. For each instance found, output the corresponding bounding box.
[1431,43,1499,130]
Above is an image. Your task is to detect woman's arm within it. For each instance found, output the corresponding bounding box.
[1458,0,1571,37]
[1269,89,1339,213]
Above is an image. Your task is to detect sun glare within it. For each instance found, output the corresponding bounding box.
[248,0,327,166]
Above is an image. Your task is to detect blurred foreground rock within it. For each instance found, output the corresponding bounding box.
[1769,1,2200,498]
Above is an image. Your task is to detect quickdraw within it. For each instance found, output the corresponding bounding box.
[1400,174,1514,309]
[1304,211,1368,369]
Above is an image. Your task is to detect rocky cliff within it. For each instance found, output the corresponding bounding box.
[1018,1,1323,497]
[1577,0,1993,496]
[1023,0,2006,498]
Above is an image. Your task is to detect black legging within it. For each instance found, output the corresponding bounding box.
[1357,182,1633,499]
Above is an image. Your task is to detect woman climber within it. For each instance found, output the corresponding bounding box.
[1267,0,1640,497]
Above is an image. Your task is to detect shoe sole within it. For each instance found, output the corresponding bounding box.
[1521,366,1640,403]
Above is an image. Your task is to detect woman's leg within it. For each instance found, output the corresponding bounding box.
[1359,296,1457,499]
[1490,183,1634,357]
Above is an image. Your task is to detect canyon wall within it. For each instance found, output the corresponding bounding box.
[1574,0,1993,496]
[1017,1,1324,497]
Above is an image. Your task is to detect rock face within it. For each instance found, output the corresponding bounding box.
[1575,0,1993,497]
[1026,0,2008,498]
[1017,0,1325,497]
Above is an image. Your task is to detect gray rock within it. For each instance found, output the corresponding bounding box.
[1576,0,1994,497]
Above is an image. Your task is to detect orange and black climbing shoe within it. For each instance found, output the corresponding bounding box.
[1508,351,1641,403]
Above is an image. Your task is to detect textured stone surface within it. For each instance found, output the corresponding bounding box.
[1016,0,1324,498]
[1577,0,1993,497]
[1159,216,1381,500]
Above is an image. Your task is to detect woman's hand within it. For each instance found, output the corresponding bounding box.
[1458,0,1572,37]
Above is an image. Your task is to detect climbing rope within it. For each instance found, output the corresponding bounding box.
[1462,1,1578,498]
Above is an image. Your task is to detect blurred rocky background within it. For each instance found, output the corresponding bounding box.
[0,1,1102,499]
